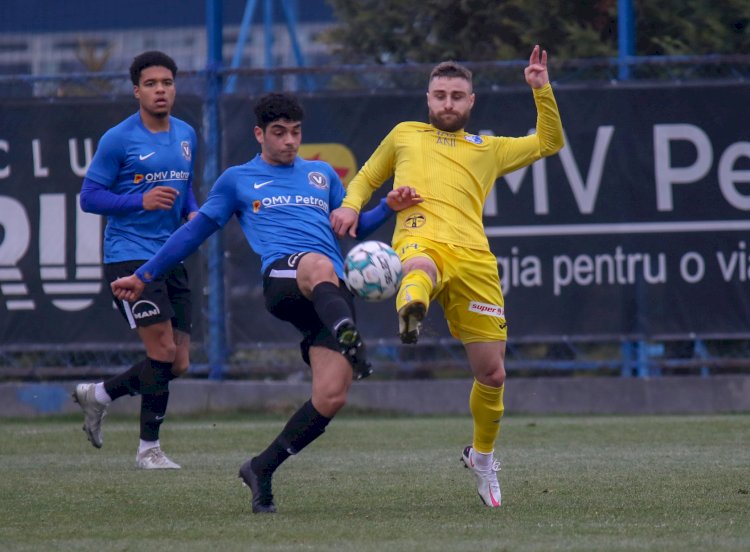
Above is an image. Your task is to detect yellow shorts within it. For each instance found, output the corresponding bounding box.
[393,236,507,343]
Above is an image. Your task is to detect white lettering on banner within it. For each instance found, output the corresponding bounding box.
[718,142,750,210]
[0,193,101,312]
[0,139,9,178]
[654,124,750,212]
[0,137,96,180]
[552,247,666,296]
[0,196,33,309]
[68,138,94,177]
[482,123,750,221]
[497,247,542,296]
[484,126,614,216]
[654,124,713,211]
[715,241,750,281]
[497,242,750,298]
[32,139,49,177]
[679,252,704,283]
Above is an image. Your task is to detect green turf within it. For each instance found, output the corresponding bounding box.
[1,413,748,552]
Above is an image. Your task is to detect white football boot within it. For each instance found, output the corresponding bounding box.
[461,445,502,508]
[135,446,181,469]
[72,383,108,449]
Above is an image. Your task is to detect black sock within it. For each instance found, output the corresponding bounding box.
[140,391,170,441]
[311,282,353,334]
[252,400,331,475]
[138,359,174,441]
[103,358,149,400]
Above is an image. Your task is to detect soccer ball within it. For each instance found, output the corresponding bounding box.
[344,240,403,302]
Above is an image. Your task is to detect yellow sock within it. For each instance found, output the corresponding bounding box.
[469,379,505,454]
[396,269,433,313]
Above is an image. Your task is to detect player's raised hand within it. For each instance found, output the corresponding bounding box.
[524,45,549,89]
[111,274,146,302]
[386,186,423,212]
[143,186,179,211]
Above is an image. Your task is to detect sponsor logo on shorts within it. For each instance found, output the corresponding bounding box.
[308,171,328,189]
[468,301,505,318]
[132,299,161,320]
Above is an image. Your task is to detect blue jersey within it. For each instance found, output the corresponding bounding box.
[200,154,347,278]
[86,112,197,263]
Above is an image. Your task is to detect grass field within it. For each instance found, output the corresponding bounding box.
[1,412,748,552]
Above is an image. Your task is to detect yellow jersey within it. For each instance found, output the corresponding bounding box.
[342,83,564,251]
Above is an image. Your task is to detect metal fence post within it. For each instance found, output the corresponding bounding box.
[205,0,227,380]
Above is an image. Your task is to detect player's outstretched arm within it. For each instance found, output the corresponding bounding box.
[112,213,220,302]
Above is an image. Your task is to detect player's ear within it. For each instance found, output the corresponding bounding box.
[133,85,140,100]
[253,125,264,145]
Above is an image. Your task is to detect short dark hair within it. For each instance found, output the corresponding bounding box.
[429,61,473,85]
[129,51,178,85]
[254,92,305,130]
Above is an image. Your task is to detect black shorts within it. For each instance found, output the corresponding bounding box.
[105,260,192,335]
[263,253,355,365]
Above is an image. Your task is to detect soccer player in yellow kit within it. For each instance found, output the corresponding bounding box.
[330,45,564,508]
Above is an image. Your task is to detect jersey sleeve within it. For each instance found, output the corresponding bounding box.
[198,168,241,227]
[492,83,565,176]
[341,125,398,212]
[85,129,125,188]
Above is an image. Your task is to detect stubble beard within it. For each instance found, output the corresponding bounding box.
[429,110,470,133]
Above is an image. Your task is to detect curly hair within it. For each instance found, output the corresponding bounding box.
[254,92,305,130]
[129,51,178,85]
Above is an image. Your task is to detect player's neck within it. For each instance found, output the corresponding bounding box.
[140,109,170,133]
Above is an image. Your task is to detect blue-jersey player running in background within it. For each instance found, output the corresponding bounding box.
[72,51,199,470]
[111,92,422,513]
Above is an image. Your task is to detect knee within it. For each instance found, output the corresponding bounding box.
[475,362,506,388]
[315,391,347,418]
[157,341,177,363]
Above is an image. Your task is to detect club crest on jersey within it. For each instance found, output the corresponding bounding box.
[464,134,483,145]
[252,200,261,213]
[308,171,328,190]
[404,213,426,229]
[181,141,192,161]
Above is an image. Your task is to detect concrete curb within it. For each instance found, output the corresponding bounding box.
[2,375,749,417]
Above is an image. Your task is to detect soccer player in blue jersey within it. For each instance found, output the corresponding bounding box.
[72,51,199,470]
[110,92,421,512]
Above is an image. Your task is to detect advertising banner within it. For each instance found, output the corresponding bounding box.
[1,83,748,346]
[223,83,750,341]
